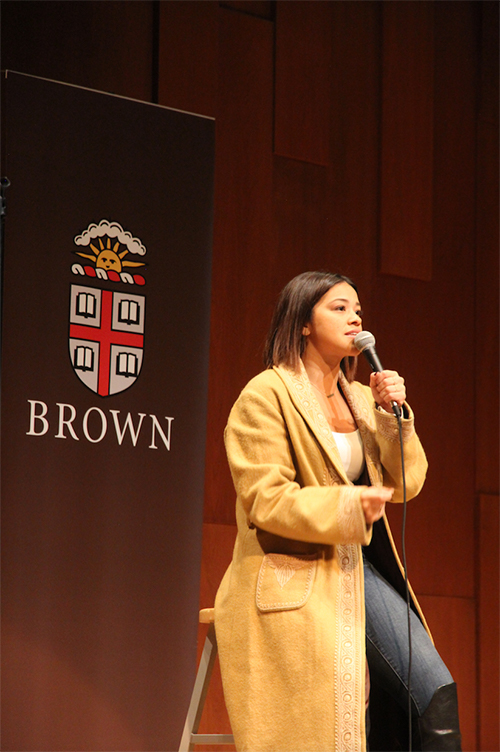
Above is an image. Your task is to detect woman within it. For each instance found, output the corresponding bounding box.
[214,271,461,752]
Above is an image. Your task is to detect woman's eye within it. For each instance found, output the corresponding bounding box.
[331,305,362,315]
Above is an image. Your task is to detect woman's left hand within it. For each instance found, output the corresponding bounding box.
[370,370,406,413]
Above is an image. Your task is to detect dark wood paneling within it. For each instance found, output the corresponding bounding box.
[476,6,499,492]
[380,1,434,281]
[220,1,274,21]
[203,8,276,525]
[274,1,332,166]
[477,494,500,752]
[475,116,499,493]
[1,1,153,101]
[475,14,499,751]
[327,0,381,300]
[273,158,330,276]
[375,1,478,601]
[479,0,499,124]
[158,1,218,117]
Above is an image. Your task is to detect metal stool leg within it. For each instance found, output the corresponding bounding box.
[179,614,234,751]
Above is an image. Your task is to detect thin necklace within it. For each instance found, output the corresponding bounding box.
[311,382,337,399]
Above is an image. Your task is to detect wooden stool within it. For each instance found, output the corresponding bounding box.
[179,608,235,751]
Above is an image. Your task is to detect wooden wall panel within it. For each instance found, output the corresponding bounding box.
[274,1,332,166]
[327,0,381,300]
[272,3,382,308]
[380,1,434,281]
[1,1,153,102]
[476,1,499,494]
[477,494,499,752]
[203,8,276,525]
[273,158,330,278]
[475,115,499,493]
[373,1,479,601]
[158,1,218,117]
[479,0,499,125]
[475,12,499,751]
[417,595,477,752]
[220,1,273,20]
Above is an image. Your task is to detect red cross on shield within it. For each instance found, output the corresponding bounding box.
[69,284,145,396]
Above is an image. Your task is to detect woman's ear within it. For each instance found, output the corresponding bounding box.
[302,324,310,336]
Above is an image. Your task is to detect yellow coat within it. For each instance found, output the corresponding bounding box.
[214,363,428,752]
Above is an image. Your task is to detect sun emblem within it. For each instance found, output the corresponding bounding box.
[76,236,146,273]
[72,220,148,286]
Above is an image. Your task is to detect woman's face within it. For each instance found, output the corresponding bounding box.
[303,282,363,365]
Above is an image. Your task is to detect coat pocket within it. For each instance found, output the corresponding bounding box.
[256,553,318,613]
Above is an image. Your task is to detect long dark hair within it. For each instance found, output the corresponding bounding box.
[263,271,358,381]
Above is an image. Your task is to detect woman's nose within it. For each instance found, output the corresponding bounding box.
[349,310,361,324]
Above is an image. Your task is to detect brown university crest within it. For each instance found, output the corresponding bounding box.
[69,220,147,397]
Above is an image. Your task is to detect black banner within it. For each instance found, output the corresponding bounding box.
[1,72,214,751]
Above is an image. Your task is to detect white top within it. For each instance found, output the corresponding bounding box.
[332,429,365,482]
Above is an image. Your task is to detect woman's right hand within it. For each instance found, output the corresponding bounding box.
[361,486,394,524]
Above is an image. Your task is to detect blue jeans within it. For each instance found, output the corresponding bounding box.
[363,555,453,717]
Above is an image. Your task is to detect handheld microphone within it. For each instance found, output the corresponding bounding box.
[353,331,401,419]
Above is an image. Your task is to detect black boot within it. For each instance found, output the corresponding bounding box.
[417,683,462,751]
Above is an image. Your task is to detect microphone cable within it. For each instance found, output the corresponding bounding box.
[397,411,413,751]
[353,330,414,747]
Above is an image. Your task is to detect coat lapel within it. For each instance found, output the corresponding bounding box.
[275,363,381,488]
[274,363,351,484]
[338,373,382,488]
